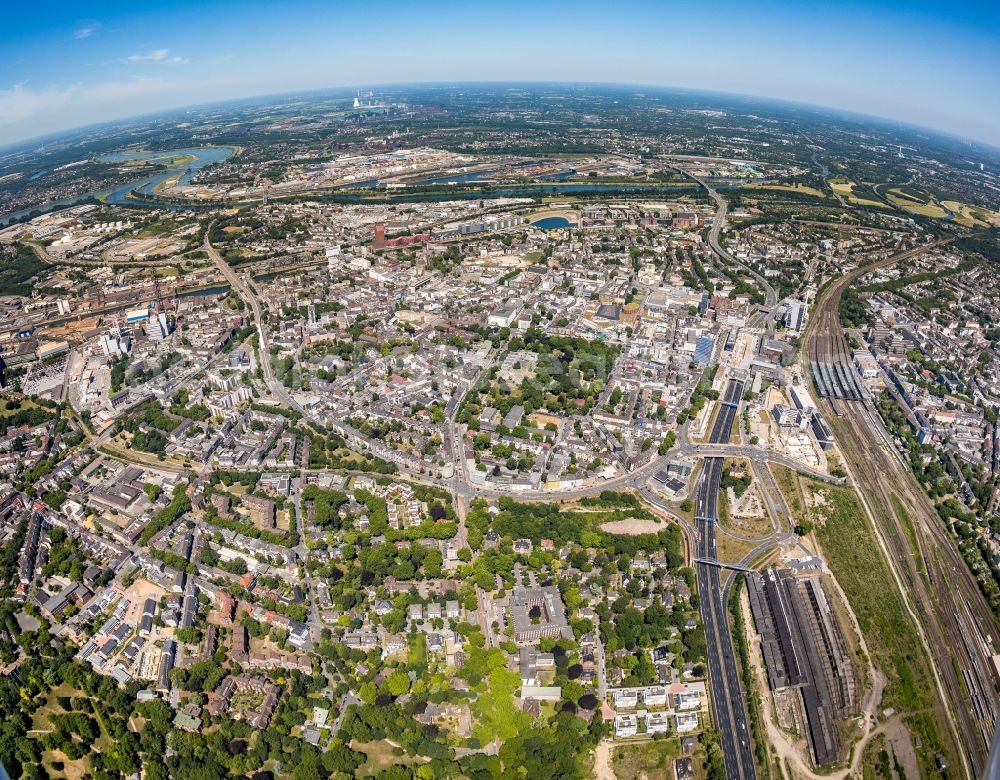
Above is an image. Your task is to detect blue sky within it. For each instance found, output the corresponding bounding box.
[1,0,999,147]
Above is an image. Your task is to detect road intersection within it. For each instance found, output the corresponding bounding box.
[201,223,813,778]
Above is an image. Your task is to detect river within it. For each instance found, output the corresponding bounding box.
[811,151,830,178]
[101,147,234,205]
[0,146,235,226]
[3,149,713,225]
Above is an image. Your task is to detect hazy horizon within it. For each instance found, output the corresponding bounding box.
[2,0,999,149]
[4,79,1000,158]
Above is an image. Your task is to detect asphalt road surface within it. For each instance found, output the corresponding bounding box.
[695,378,757,780]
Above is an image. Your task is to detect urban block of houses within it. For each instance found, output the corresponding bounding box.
[207,675,281,729]
[507,585,573,644]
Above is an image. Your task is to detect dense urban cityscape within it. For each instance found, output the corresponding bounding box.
[0,46,1000,780]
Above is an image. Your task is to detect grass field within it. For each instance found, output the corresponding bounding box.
[885,188,948,218]
[806,479,949,773]
[810,482,929,710]
[526,207,578,222]
[717,529,759,565]
[828,177,853,194]
[153,172,184,195]
[30,683,84,732]
[610,739,682,780]
[860,733,891,780]
[747,182,827,198]
[770,464,805,517]
[42,749,88,780]
[718,483,729,524]
[353,740,428,777]
[827,178,887,208]
[835,184,999,226]
[887,186,925,203]
[31,684,115,779]
[138,218,188,237]
[890,493,926,580]
[100,440,188,470]
[0,396,48,419]
[722,501,775,538]
[120,153,196,169]
[942,200,1000,227]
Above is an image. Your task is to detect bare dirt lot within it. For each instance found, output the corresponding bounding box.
[599,518,664,535]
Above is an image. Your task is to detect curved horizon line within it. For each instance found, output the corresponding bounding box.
[3,79,999,158]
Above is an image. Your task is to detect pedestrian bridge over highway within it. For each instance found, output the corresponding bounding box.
[694,557,754,573]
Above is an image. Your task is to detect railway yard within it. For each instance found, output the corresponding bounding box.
[804,241,1000,777]
[2,82,1000,780]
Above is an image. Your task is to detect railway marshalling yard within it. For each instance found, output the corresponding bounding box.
[3,86,1000,780]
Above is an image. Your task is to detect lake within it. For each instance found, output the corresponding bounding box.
[532,216,575,230]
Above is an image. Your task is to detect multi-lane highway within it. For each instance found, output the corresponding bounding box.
[205,220,807,779]
[670,162,778,326]
[209,217,832,514]
[694,377,757,780]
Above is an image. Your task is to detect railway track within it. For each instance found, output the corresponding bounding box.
[802,237,997,776]
[834,410,995,771]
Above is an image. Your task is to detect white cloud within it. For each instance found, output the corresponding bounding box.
[0,74,246,145]
[0,77,183,134]
[0,83,79,125]
[73,22,101,40]
[128,49,188,65]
